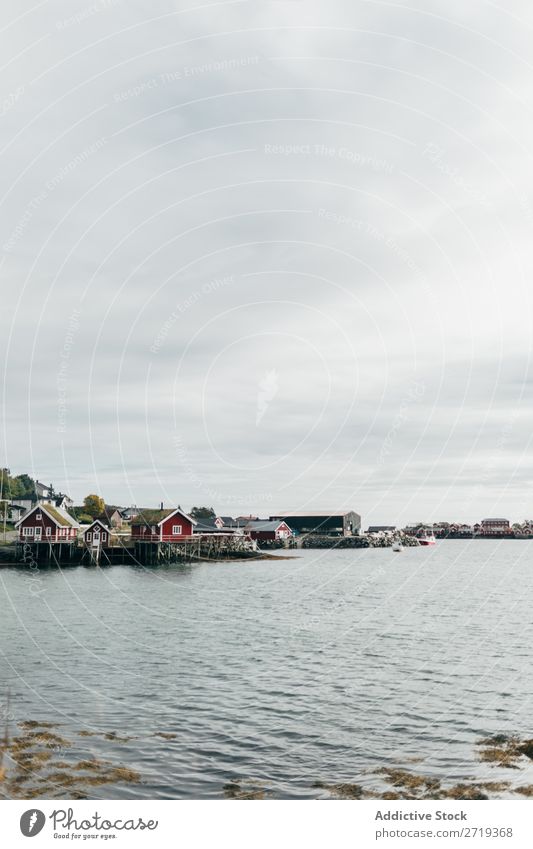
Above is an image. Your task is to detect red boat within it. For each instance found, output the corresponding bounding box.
[418,533,436,546]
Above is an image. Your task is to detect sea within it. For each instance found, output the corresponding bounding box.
[1,540,532,798]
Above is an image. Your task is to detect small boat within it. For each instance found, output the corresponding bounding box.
[392,542,403,552]
[418,533,436,546]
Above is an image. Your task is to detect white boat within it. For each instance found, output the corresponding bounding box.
[392,542,403,552]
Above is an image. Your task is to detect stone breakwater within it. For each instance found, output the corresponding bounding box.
[301,534,420,549]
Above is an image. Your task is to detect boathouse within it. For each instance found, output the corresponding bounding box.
[131,507,196,541]
[245,520,292,541]
[83,519,111,548]
[15,503,79,542]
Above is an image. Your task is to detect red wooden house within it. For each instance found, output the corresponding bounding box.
[15,503,79,543]
[244,520,292,542]
[131,507,196,542]
[83,519,111,548]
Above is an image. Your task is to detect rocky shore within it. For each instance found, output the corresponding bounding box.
[300,534,420,549]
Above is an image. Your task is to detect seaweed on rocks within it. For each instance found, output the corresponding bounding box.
[0,720,141,799]
[223,779,270,799]
[476,735,533,768]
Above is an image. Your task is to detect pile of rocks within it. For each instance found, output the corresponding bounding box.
[301,534,419,549]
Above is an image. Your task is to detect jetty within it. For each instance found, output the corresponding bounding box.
[8,533,262,567]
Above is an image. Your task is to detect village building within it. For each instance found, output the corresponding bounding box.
[35,481,54,500]
[481,518,510,535]
[193,519,239,535]
[244,520,292,542]
[131,507,196,542]
[269,510,361,537]
[15,503,79,543]
[98,507,125,528]
[122,507,141,521]
[9,499,34,522]
[367,525,396,535]
[215,516,235,528]
[232,515,259,527]
[83,519,111,548]
[43,493,74,511]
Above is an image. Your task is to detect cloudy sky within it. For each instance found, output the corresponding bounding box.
[1,0,533,525]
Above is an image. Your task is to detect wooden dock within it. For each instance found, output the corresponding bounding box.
[8,534,260,567]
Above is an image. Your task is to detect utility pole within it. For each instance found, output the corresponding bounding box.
[0,468,6,543]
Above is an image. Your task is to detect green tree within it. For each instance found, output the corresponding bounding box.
[0,471,42,500]
[13,474,37,499]
[83,494,105,518]
[190,506,216,521]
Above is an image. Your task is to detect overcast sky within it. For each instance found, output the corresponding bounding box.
[1,0,533,525]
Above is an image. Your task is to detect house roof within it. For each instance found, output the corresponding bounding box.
[15,503,79,529]
[194,520,228,533]
[270,510,358,518]
[132,507,196,527]
[43,504,79,528]
[246,520,289,532]
[85,519,110,532]
[196,518,217,528]
[132,509,174,526]
[217,516,234,524]
[99,507,123,522]
[481,518,509,523]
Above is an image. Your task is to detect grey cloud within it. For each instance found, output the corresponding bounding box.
[1,0,533,522]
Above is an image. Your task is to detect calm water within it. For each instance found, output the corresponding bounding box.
[1,541,533,798]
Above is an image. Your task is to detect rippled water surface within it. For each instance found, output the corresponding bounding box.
[1,541,533,798]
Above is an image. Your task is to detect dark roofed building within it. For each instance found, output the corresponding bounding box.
[215,516,235,528]
[194,519,238,535]
[269,510,361,537]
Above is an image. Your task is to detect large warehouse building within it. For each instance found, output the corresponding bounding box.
[269,510,361,537]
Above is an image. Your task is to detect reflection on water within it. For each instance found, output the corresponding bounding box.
[1,541,533,799]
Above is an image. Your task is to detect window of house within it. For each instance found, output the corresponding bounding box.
[152,526,156,534]
[102,533,107,542]
[23,527,33,536]
[172,525,182,535]
[46,527,51,536]
[87,532,92,541]
[36,513,42,521]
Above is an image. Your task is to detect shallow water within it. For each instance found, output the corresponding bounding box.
[1,540,533,798]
